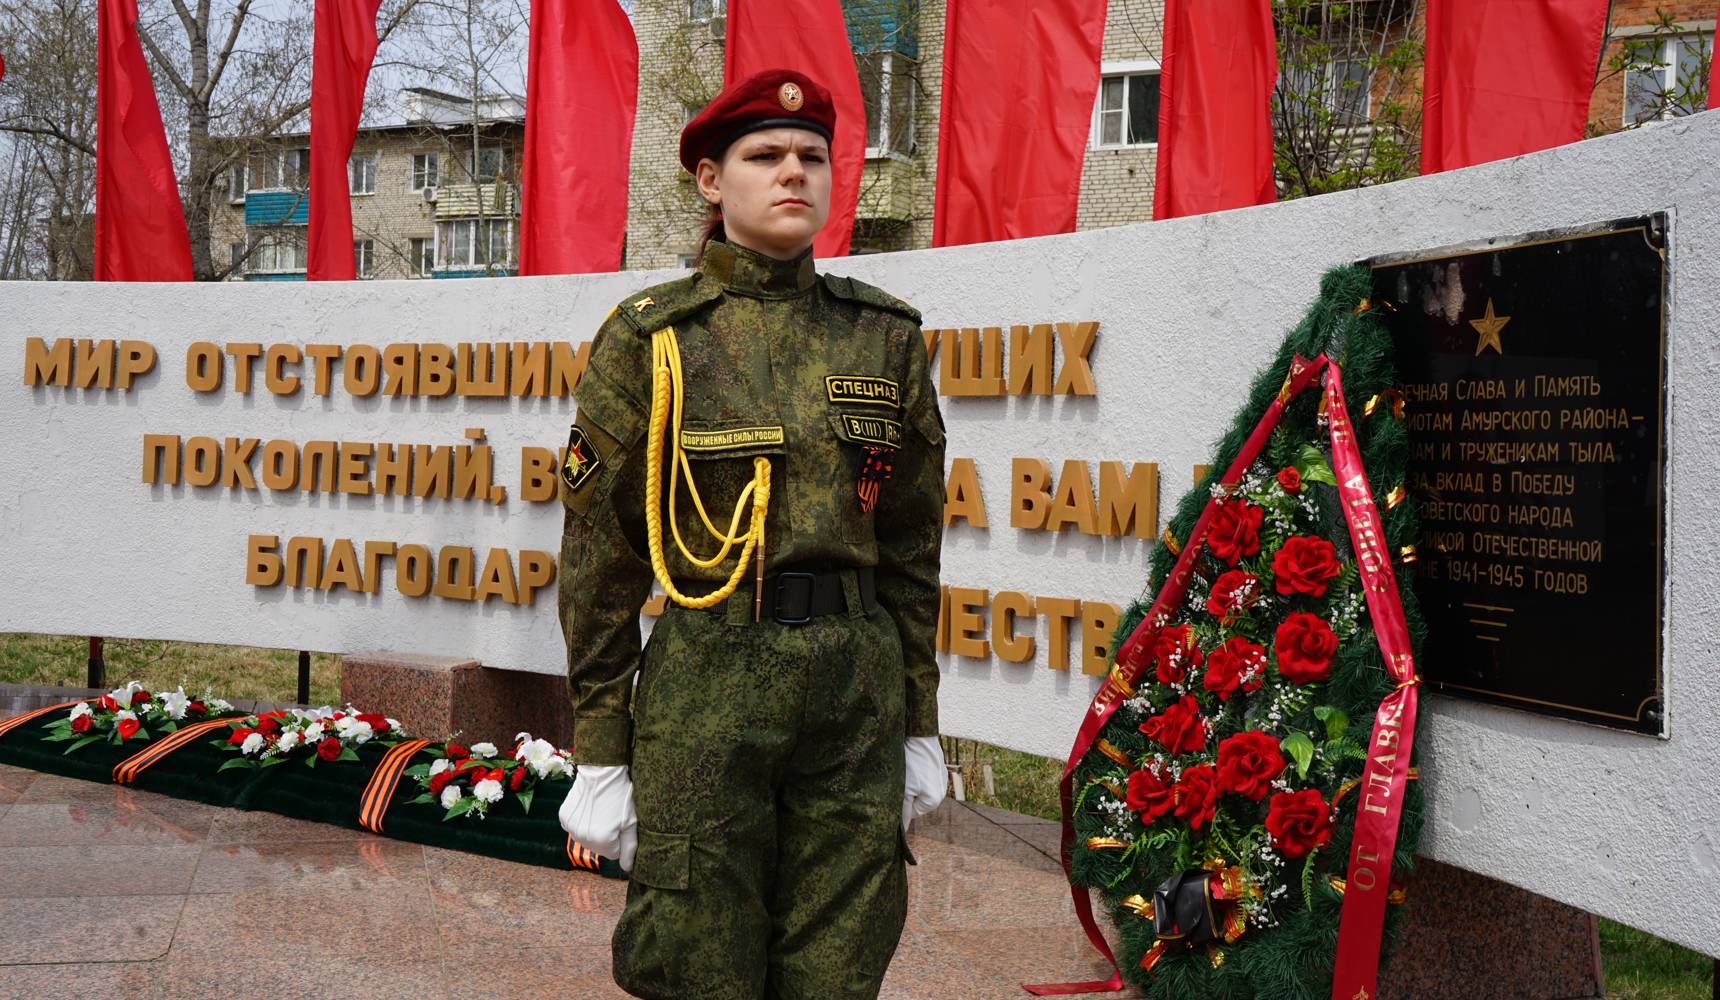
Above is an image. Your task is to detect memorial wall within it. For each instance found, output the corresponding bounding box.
[3,107,1718,956]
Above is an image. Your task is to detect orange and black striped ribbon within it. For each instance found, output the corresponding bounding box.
[565,835,601,871]
[112,716,243,784]
[358,738,432,833]
[0,699,87,741]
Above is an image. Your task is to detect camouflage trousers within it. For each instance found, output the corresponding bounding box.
[612,578,916,1000]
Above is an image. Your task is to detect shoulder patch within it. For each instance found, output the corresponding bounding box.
[821,273,922,324]
[615,272,723,335]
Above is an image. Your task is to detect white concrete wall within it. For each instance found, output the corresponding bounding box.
[3,108,1718,956]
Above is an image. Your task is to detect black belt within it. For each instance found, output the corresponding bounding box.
[676,566,877,625]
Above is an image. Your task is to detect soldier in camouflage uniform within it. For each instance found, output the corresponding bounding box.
[555,69,946,999]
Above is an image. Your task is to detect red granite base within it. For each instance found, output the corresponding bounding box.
[1381,857,1603,999]
[338,652,572,748]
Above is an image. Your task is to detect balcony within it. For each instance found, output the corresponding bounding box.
[435,183,518,218]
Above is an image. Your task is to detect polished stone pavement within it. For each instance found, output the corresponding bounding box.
[0,693,1139,1000]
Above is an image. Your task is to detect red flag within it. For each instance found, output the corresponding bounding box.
[95,0,193,281]
[724,0,864,259]
[1710,7,1719,110]
[932,0,1106,247]
[308,0,382,281]
[1421,0,1609,173]
[1151,0,1277,221]
[520,0,638,275]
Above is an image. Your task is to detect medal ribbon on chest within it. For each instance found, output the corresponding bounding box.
[856,446,894,514]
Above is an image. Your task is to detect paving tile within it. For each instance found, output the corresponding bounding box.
[167,885,439,961]
[0,799,214,848]
[423,845,627,949]
[0,844,203,898]
[0,895,187,965]
[437,945,631,1000]
[205,808,373,845]
[189,838,426,894]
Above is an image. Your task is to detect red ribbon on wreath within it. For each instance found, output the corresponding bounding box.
[1024,355,1421,1000]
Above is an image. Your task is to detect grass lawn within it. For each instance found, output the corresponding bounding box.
[944,737,1715,1000]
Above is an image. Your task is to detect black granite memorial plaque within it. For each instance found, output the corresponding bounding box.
[1365,215,1667,735]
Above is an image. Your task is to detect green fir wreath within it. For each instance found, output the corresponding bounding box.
[1066,265,1426,1000]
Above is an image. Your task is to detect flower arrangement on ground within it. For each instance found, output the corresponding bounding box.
[404,733,576,821]
[42,681,234,753]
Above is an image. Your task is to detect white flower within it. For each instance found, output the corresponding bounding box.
[473,779,503,804]
[516,738,559,778]
[430,758,450,776]
[208,697,234,713]
[240,732,265,755]
[470,742,497,758]
[159,688,190,720]
[69,702,93,720]
[115,709,137,723]
[303,722,325,741]
[276,731,301,752]
[108,681,140,706]
[334,717,374,744]
[439,785,463,809]
[385,718,401,733]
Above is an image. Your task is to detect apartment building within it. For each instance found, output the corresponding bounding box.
[211,88,525,281]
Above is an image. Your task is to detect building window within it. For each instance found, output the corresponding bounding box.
[249,148,310,191]
[228,164,247,204]
[676,253,697,268]
[436,218,513,269]
[857,53,916,156]
[411,153,439,190]
[462,146,506,183]
[354,239,375,278]
[1277,59,1372,128]
[409,237,434,276]
[688,0,725,22]
[1626,33,1714,124]
[252,233,306,273]
[1094,71,1160,147]
[228,241,246,276]
[349,153,377,195]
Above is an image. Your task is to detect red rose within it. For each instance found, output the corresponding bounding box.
[1277,467,1301,493]
[447,743,470,759]
[116,718,140,740]
[1206,500,1264,566]
[1124,767,1174,822]
[428,770,453,794]
[1172,764,1219,831]
[188,702,206,715]
[227,727,257,745]
[1265,788,1333,858]
[316,737,341,762]
[1139,695,1207,755]
[131,690,152,706]
[1148,624,1203,685]
[1216,731,1286,801]
[509,767,528,791]
[356,712,389,732]
[256,716,282,736]
[1275,612,1339,683]
[98,694,118,712]
[331,712,345,721]
[486,768,505,782]
[71,714,93,733]
[1203,637,1267,701]
[1272,536,1343,597]
[1204,570,1259,623]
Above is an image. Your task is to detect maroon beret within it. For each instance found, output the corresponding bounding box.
[678,68,836,173]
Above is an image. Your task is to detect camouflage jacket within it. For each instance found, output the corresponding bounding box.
[557,238,946,766]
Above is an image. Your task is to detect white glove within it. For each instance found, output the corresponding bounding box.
[902,735,947,831]
[559,763,639,872]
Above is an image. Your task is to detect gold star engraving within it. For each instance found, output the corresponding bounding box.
[1468,298,1510,356]
[778,82,804,111]
[632,297,654,312]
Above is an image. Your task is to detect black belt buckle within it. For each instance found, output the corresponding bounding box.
[773,571,817,625]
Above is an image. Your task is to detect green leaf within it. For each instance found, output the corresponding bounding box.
[1282,732,1315,779]
[402,763,432,779]
[62,735,105,755]
[1302,845,1323,911]
[407,793,433,805]
[260,755,290,768]
[1312,705,1350,742]
[218,757,255,773]
[161,720,178,733]
[305,754,318,768]
[517,787,534,815]
[1295,443,1337,485]
[336,747,360,763]
[443,796,480,821]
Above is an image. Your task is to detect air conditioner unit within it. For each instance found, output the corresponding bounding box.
[422,186,438,203]
[710,15,725,39]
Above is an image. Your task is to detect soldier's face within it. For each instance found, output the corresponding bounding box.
[697,127,832,259]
